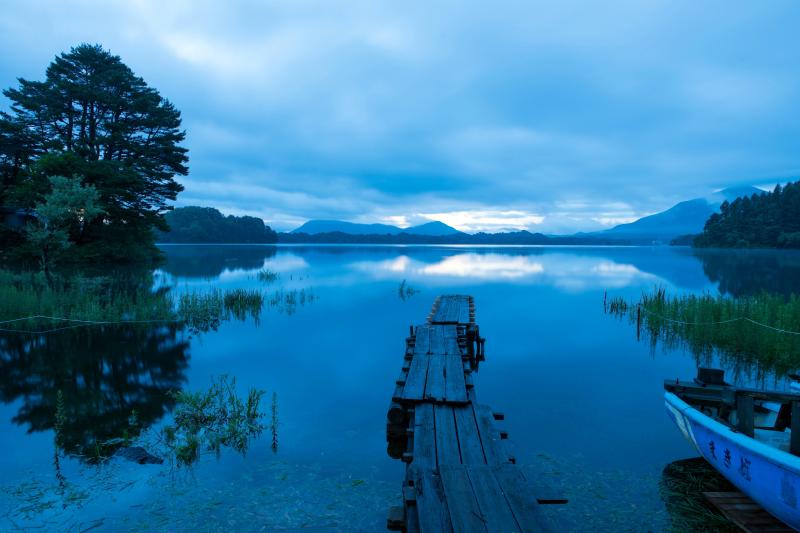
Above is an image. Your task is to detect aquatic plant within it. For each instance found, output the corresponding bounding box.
[266,287,316,315]
[271,392,279,453]
[162,375,267,466]
[607,287,800,379]
[0,269,176,331]
[223,288,264,323]
[659,458,738,532]
[176,288,224,332]
[398,279,419,301]
[256,269,279,283]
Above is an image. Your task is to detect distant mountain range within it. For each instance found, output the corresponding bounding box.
[285,186,765,244]
[291,219,463,236]
[590,186,762,243]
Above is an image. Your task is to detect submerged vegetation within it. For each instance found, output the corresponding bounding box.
[48,375,271,468]
[607,287,800,378]
[177,288,264,332]
[659,458,738,533]
[163,376,268,466]
[398,279,420,301]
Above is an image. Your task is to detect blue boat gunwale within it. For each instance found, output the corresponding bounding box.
[666,391,800,475]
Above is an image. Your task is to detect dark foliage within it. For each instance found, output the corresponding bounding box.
[0,323,189,461]
[0,43,188,261]
[694,181,800,249]
[669,234,697,246]
[159,206,278,244]
[159,243,277,278]
[696,249,800,297]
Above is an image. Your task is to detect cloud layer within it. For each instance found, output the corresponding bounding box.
[1,1,798,232]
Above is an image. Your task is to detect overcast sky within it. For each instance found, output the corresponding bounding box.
[1,1,798,233]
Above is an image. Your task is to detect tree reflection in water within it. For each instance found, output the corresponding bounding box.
[0,323,189,460]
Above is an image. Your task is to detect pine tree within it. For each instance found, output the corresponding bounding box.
[0,44,188,260]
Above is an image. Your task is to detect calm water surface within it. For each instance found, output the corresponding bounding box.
[3,245,800,531]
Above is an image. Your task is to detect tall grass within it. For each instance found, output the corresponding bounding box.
[0,270,175,329]
[0,270,270,333]
[256,269,279,284]
[607,287,800,378]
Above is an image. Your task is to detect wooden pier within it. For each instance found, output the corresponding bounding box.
[386,295,567,532]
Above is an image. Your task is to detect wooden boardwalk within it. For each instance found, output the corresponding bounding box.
[386,295,567,532]
[704,492,794,533]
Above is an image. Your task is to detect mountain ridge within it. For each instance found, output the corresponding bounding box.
[592,186,763,243]
[292,219,463,236]
[289,186,765,243]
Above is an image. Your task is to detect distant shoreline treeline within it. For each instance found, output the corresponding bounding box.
[158,207,631,245]
[277,231,629,245]
[159,206,278,244]
[694,181,800,249]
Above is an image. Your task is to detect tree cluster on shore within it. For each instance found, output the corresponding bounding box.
[694,181,800,249]
[0,44,188,268]
[158,206,277,244]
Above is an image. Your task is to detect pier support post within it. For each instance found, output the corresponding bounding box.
[736,395,754,438]
[791,402,800,456]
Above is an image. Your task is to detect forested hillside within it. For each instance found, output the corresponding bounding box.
[159,206,278,243]
[694,182,800,248]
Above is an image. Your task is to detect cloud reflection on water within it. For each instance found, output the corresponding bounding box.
[350,252,655,290]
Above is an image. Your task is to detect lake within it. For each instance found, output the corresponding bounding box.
[3,244,800,531]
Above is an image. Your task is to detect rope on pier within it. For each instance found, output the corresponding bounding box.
[639,306,800,336]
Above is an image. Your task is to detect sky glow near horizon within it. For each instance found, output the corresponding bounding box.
[1,1,798,233]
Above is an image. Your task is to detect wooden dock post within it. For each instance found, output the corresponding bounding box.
[386,295,567,532]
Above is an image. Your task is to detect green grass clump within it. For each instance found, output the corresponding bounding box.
[0,270,175,330]
[163,375,267,466]
[660,458,738,533]
[223,288,264,323]
[256,269,279,283]
[607,287,800,378]
[177,288,224,332]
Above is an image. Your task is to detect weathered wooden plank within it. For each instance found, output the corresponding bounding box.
[389,295,567,532]
[414,325,432,355]
[403,354,430,400]
[431,297,450,324]
[410,466,453,533]
[426,325,459,354]
[445,297,461,323]
[458,297,471,325]
[413,404,436,469]
[453,405,486,465]
[387,505,406,531]
[434,404,461,466]
[467,465,522,532]
[432,295,463,324]
[737,395,755,438]
[425,354,446,402]
[474,404,511,466]
[493,464,556,533]
[444,354,467,403]
[704,492,794,533]
[439,465,488,532]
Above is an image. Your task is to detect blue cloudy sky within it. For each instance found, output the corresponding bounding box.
[1,1,798,233]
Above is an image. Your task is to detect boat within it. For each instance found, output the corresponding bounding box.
[665,368,800,530]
